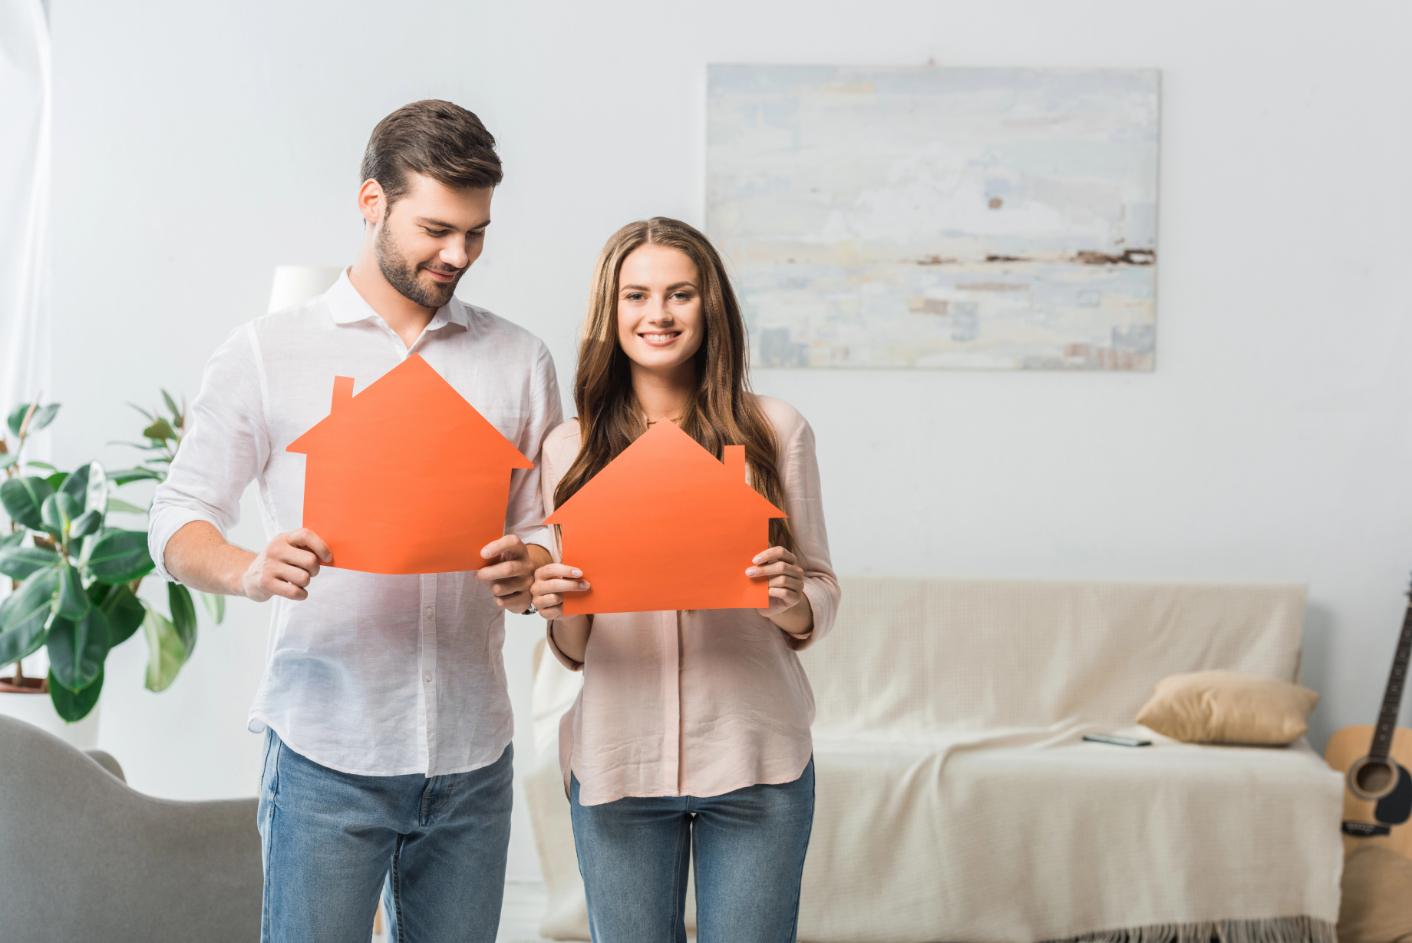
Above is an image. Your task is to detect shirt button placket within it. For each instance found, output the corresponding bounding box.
[420,574,439,772]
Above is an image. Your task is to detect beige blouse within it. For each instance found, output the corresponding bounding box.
[541,396,839,806]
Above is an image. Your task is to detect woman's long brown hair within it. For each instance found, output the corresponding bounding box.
[554,217,793,552]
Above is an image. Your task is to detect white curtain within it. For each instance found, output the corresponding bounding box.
[0,0,52,421]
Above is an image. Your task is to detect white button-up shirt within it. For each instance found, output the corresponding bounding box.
[148,271,562,776]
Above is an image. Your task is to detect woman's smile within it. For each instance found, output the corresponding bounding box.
[638,330,682,347]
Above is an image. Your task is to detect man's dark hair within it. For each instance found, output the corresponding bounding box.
[360,100,502,204]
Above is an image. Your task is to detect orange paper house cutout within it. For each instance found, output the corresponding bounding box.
[545,421,786,614]
[286,354,532,574]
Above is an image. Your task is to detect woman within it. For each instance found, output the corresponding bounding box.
[531,217,839,943]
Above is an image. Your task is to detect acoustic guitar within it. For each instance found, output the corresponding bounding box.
[1324,577,1412,860]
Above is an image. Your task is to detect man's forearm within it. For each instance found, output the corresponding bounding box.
[164,520,256,596]
[526,542,553,571]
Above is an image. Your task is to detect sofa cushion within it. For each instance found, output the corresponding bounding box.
[1135,669,1318,745]
[799,578,1308,735]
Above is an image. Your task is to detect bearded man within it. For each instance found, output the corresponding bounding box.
[149,101,561,943]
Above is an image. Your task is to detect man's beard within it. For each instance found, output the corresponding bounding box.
[375,219,463,309]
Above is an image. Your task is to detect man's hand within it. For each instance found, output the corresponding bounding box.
[241,529,332,602]
[477,535,551,613]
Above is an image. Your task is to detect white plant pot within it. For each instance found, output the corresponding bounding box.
[0,691,100,750]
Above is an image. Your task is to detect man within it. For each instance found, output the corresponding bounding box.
[149,100,560,943]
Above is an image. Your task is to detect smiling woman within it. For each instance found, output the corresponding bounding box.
[529,216,840,942]
[554,218,792,547]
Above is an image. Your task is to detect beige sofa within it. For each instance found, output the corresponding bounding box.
[526,577,1344,943]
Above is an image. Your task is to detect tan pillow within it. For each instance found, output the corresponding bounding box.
[1339,845,1412,943]
[1135,670,1318,745]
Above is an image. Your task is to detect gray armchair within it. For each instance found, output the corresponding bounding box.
[0,713,261,942]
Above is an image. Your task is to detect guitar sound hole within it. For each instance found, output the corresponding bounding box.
[1356,761,1395,794]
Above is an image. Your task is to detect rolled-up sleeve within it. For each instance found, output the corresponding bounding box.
[544,622,584,672]
[505,341,563,555]
[147,325,270,582]
[777,417,839,651]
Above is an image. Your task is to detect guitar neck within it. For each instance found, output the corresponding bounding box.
[1372,604,1412,759]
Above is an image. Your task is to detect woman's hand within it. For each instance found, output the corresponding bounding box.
[531,563,590,621]
[751,544,807,618]
[533,563,593,664]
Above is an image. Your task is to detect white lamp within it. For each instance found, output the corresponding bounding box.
[267,265,345,314]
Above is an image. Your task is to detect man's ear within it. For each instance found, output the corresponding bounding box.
[357,179,386,226]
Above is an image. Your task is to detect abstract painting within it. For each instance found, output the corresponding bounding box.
[706,66,1160,370]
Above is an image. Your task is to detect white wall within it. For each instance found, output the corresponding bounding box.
[47,0,1412,882]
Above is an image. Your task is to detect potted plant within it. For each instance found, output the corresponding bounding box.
[0,393,223,722]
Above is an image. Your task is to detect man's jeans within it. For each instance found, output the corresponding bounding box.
[257,729,513,943]
[570,760,815,943]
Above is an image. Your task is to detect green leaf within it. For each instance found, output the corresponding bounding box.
[0,530,24,550]
[85,529,154,584]
[6,403,31,437]
[2,403,53,437]
[77,532,98,567]
[0,567,59,665]
[106,498,148,515]
[40,493,64,537]
[45,471,68,491]
[127,402,154,421]
[0,453,16,470]
[27,403,60,433]
[142,418,176,441]
[0,545,61,580]
[41,492,82,540]
[200,590,226,624]
[168,582,197,657]
[24,460,55,471]
[88,582,144,647]
[47,606,108,691]
[69,509,102,539]
[161,390,182,425]
[59,463,90,503]
[49,666,103,722]
[85,462,108,515]
[107,466,164,485]
[0,476,53,530]
[55,563,90,620]
[142,604,185,692]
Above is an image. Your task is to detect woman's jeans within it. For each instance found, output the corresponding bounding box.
[257,729,513,943]
[570,759,815,943]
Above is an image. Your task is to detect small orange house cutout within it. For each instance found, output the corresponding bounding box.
[286,354,532,574]
[545,420,786,614]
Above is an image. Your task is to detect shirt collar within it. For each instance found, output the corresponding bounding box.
[323,268,471,331]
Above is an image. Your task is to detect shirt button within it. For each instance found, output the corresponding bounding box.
[423,671,433,683]
[423,607,434,619]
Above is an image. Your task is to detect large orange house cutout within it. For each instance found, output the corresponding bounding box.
[286,354,532,574]
[545,420,786,614]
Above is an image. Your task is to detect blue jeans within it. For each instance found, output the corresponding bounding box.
[570,760,815,943]
[257,730,513,943]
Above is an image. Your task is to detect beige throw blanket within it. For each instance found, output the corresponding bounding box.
[528,578,1345,942]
